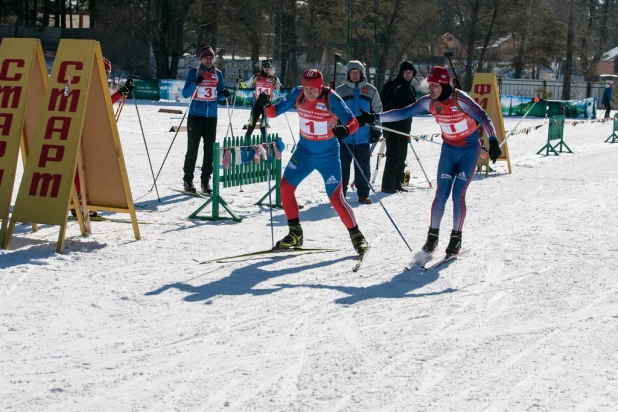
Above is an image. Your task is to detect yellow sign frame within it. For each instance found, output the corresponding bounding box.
[5,39,140,253]
[469,73,511,175]
[0,38,48,246]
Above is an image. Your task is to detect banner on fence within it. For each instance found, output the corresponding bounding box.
[501,96,597,119]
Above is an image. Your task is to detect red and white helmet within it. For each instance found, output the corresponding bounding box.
[302,69,324,89]
[103,57,112,74]
[427,66,451,85]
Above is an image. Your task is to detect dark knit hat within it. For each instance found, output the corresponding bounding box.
[199,46,215,59]
[399,61,417,77]
[262,59,272,68]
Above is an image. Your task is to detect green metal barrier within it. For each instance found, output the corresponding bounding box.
[536,116,573,156]
[189,133,283,221]
[605,116,618,143]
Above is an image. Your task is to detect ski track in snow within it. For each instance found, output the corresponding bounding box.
[1,103,618,411]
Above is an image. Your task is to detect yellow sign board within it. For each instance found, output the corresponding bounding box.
[5,39,140,253]
[0,38,47,246]
[469,73,511,174]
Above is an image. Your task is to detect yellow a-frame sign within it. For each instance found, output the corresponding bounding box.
[469,73,511,175]
[5,39,140,253]
[0,38,48,247]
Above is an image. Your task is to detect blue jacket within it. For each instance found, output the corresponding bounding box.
[602,85,613,105]
[335,60,383,145]
[182,65,225,117]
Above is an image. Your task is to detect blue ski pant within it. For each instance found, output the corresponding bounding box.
[430,140,482,231]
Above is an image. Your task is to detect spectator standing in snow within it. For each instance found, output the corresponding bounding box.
[602,82,613,119]
[335,60,383,204]
[181,46,230,195]
[380,61,417,193]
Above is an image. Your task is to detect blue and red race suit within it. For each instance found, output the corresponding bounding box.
[378,90,497,231]
[265,86,360,228]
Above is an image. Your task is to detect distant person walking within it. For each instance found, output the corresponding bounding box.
[602,82,613,119]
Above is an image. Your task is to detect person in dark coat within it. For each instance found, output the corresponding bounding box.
[602,82,613,119]
[380,61,417,193]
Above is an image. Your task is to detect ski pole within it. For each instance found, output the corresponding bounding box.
[371,139,386,184]
[342,141,413,252]
[264,107,275,249]
[131,90,161,201]
[225,97,235,138]
[150,92,195,191]
[331,52,341,88]
[499,98,540,149]
[373,124,443,146]
[225,79,241,139]
[283,113,298,152]
[115,97,126,122]
[407,139,433,189]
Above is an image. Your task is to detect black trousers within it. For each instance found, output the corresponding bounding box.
[382,130,409,190]
[605,103,612,119]
[340,143,371,198]
[245,103,267,137]
[183,114,217,185]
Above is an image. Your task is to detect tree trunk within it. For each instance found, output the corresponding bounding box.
[279,0,297,87]
[376,0,403,90]
[463,0,482,91]
[89,0,96,27]
[562,2,575,100]
[306,5,320,62]
[477,0,500,74]
[514,0,533,78]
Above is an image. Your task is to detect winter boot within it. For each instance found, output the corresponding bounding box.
[183,180,196,194]
[201,181,212,195]
[358,196,372,205]
[445,230,462,256]
[349,227,369,255]
[422,228,440,252]
[275,224,303,249]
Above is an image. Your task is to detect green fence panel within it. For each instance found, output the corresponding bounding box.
[605,116,618,143]
[189,133,283,221]
[536,116,573,155]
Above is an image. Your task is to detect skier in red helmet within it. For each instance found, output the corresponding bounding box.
[357,66,501,259]
[258,69,369,257]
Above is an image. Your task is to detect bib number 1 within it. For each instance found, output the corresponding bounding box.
[300,120,328,136]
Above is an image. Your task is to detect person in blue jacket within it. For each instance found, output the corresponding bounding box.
[335,60,383,204]
[181,45,230,194]
[602,82,613,119]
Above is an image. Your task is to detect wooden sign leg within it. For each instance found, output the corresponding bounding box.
[3,221,16,250]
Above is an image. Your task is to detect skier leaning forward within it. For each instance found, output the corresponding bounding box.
[357,66,502,256]
[258,68,369,255]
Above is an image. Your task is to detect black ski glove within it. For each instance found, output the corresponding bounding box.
[118,77,134,97]
[222,89,231,98]
[257,92,271,107]
[370,128,381,144]
[332,125,350,140]
[236,76,242,84]
[194,74,204,85]
[356,108,376,126]
[488,138,502,163]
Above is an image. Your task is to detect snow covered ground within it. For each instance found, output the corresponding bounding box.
[1,101,617,411]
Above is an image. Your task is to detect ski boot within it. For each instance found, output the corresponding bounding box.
[183,180,196,194]
[201,181,212,195]
[445,230,462,256]
[349,227,369,255]
[275,224,303,249]
[422,228,440,252]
